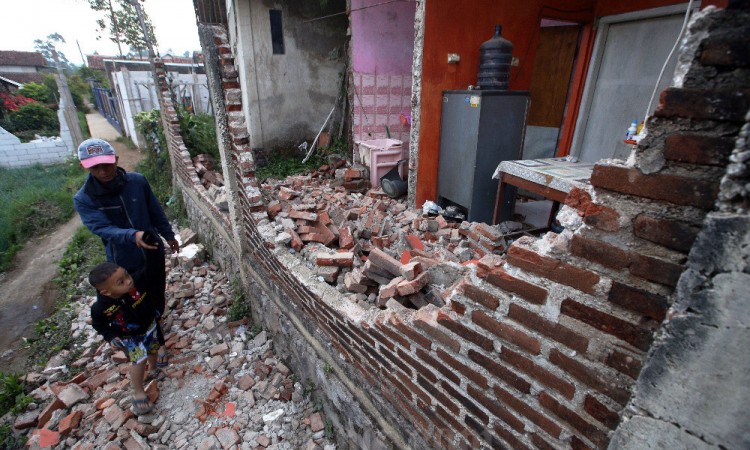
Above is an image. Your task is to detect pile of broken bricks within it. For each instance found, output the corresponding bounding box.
[9,229,336,450]
[193,154,229,212]
[261,168,531,310]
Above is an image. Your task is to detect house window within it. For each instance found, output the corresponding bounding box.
[269,9,285,55]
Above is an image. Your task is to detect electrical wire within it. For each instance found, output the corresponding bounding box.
[643,0,695,128]
[302,0,414,23]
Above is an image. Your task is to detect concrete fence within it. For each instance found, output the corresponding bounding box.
[0,126,72,168]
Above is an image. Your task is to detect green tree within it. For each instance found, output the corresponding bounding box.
[33,33,72,71]
[18,83,52,104]
[87,0,158,58]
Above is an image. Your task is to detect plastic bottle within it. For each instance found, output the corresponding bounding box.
[625,120,638,141]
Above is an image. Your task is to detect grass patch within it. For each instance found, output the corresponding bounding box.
[78,111,90,139]
[24,227,104,370]
[0,161,87,272]
[227,276,252,321]
[256,152,327,182]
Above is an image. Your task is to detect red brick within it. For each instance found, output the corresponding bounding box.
[397,348,437,383]
[570,235,631,270]
[393,370,431,405]
[37,398,65,428]
[486,268,548,305]
[608,281,669,321]
[339,226,354,249]
[491,422,526,450]
[441,381,489,424]
[655,87,750,122]
[417,374,459,414]
[507,245,599,295]
[374,319,412,350]
[590,164,719,210]
[603,349,643,380]
[464,415,510,449]
[437,348,489,389]
[288,210,318,221]
[583,203,621,232]
[629,253,684,287]
[564,188,621,232]
[492,385,562,438]
[700,33,750,66]
[406,234,425,251]
[413,318,460,353]
[458,281,500,310]
[368,248,403,277]
[467,385,525,433]
[57,411,82,436]
[530,433,558,450]
[451,299,467,315]
[560,299,654,351]
[664,133,734,166]
[499,347,576,400]
[507,304,589,353]
[584,394,620,430]
[416,348,460,385]
[396,271,430,296]
[538,392,609,449]
[476,223,503,242]
[437,310,494,351]
[471,310,541,354]
[548,349,631,405]
[633,214,699,253]
[391,315,432,350]
[467,349,531,394]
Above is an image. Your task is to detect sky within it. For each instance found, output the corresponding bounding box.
[0,0,201,66]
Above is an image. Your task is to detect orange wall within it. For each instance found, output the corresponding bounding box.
[416,0,727,205]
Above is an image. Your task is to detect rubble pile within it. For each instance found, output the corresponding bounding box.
[261,166,531,311]
[11,233,335,450]
[193,154,229,212]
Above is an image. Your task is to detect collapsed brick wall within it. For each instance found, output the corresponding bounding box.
[173,3,748,450]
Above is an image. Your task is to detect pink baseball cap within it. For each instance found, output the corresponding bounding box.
[78,138,117,168]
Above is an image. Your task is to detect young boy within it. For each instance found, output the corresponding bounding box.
[89,261,165,415]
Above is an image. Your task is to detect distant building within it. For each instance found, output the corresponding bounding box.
[0,50,48,92]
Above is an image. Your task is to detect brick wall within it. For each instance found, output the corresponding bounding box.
[173,4,747,449]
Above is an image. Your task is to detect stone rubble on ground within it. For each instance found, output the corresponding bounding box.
[10,236,336,450]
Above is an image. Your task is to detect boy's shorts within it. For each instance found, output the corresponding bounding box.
[121,321,160,364]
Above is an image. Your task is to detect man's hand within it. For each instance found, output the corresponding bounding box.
[135,231,158,250]
[167,239,180,254]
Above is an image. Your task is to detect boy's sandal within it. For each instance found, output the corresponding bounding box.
[131,397,154,416]
[156,351,169,368]
[147,368,167,381]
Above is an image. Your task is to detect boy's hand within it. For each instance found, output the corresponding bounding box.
[110,337,125,349]
[167,239,180,254]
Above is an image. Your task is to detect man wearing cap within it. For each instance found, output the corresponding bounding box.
[74,137,178,367]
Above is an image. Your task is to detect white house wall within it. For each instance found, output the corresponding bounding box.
[230,0,348,151]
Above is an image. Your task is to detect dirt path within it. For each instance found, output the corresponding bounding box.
[0,113,144,373]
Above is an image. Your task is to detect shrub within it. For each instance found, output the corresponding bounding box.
[179,107,220,161]
[18,82,52,103]
[7,102,58,132]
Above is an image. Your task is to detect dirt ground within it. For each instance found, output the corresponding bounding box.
[0,113,144,373]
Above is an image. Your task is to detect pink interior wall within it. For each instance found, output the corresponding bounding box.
[351,0,416,151]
